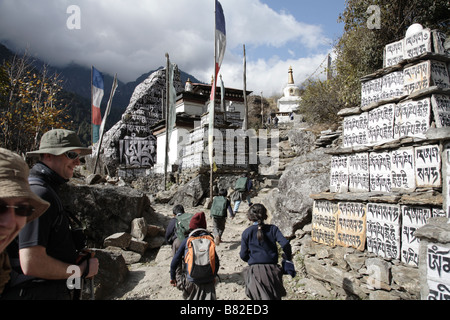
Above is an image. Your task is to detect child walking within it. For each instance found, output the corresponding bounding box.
[239,204,293,300]
[210,189,234,245]
[170,212,219,300]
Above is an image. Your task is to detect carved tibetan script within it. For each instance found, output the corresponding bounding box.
[384,39,404,68]
[348,152,369,192]
[415,144,441,188]
[119,135,156,168]
[427,244,450,300]
[401,205,432,266]
[404,28,431,59]
[394,97,430,140]
[343,113,368,148]
[369,151,392,192]
[391,147,416,192]
[330,155,348,193]
[312,200,338,247]
[368,104,394,145]
[431,94,450,128]
[366,203,401,260]
[336,202,366,251]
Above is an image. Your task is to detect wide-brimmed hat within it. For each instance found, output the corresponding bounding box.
[27,129,91,157]
[0,148,50,222]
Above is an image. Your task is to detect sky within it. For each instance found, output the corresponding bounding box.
[0,0,346,96]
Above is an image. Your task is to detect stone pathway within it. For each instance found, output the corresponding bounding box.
[108,201,255,300]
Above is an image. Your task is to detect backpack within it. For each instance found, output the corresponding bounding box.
[28,177,86,251]
[235,177,248,192]
[210,196,227,217]
[175,213,194,241]
[184,229,218,283]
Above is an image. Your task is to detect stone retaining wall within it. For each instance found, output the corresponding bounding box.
[305,25,450,300]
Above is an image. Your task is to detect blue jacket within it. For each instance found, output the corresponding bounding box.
[240,224,291,265]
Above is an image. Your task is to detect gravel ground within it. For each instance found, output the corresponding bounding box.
[108,201,311,301]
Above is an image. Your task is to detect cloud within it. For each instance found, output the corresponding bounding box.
[0,0,332,96]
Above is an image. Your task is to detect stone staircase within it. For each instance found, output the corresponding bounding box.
[252,125,298,217]
[257,125,297,190]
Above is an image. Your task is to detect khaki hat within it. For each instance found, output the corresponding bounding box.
[27,129,91,157]
[0,148,50,222]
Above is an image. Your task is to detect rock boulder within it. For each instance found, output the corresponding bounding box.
[273,148,331,237]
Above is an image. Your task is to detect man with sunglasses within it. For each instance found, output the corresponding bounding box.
[2,129,99,300]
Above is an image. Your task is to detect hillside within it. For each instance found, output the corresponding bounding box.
[0,43,203,144]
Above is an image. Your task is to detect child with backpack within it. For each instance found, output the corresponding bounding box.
[240,204,294,300]
[170,212,219,300]
[165,204,193,256]
[232,173,253,214]
[210,189,234,245]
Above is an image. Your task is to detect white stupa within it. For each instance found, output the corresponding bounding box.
[277,66,301,123]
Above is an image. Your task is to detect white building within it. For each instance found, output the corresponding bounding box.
[152,79,251,173]
[277,66,301,123]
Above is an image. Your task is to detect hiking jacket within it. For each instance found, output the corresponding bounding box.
[240,224,292,265]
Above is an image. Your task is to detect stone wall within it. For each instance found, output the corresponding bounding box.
[306,25,450,299]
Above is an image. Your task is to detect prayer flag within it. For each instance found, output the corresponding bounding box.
[92,66,104,144]
[209,0,226,166]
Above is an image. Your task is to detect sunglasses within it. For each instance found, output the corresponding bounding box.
[64,151,81,160]
[0,202,35,217]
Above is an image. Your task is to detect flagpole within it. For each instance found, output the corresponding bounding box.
[164,53,170,191]
[243,44,249,171]
[94,73,117,174]
[209,0,217,201]
[91,66,93,145]
[243,44,248,131]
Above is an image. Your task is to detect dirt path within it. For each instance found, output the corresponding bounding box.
[109,202,254,300]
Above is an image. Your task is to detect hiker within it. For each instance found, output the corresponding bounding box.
[210,189,234,245]
[240,203,294,300]
[0,148,50,296]
[273,115,279,128]
[165,204,188,255]
[165,204,195,283]
[169,211,219,300]
[266,116,271,128]
[2,129,99,300]
[232,173,253,214]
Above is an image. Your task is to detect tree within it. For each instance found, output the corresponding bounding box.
[298,0,449,125]
[335,0,449,107]
[0,52,73,153]
[298,77,345,124]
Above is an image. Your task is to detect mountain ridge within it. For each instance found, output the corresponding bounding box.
[0,42,203,138]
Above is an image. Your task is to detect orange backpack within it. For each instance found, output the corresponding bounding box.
[184,229,219,283]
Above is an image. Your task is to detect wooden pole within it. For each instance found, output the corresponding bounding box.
[90,66,93,145]
[261,91,264,126]
[164,53,170,191]
[243,44,249,170]
[94,73,117,174]
[243,44,248,131]
[209,3,217,202]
